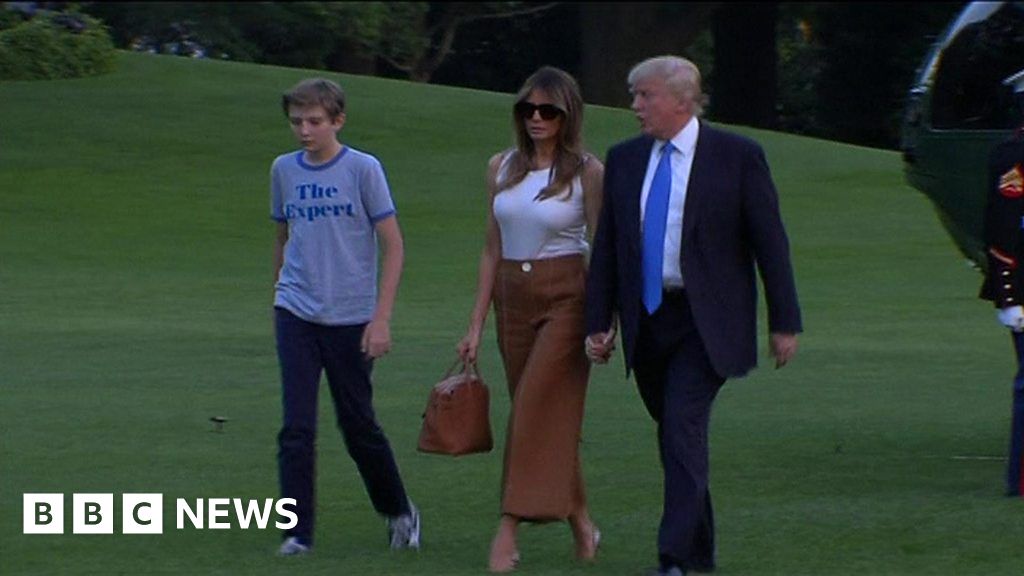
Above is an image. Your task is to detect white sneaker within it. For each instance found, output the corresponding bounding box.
[277,536,311,556]
[386,502,420,550]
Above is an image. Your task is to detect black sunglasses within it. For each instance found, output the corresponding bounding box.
[515,102,564,121]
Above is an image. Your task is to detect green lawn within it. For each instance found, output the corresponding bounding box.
[2,52,1022,575]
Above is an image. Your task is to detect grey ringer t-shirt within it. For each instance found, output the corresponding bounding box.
[270,147,396,326]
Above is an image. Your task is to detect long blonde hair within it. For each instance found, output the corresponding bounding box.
[497,66,586,201]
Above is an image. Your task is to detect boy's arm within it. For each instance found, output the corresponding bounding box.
[272,222,288,284]
[362,215,404,359]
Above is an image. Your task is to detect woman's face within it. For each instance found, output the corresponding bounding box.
[517,89,564,145]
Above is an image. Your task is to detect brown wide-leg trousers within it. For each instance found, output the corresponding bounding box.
[493,254,591,521]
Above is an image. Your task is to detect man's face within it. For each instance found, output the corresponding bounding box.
[630,76,692,140]
[288,104,344,156]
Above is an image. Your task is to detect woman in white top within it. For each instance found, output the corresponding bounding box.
[457,66,606,572]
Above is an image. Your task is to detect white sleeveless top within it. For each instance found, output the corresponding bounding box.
[492,159,588,260]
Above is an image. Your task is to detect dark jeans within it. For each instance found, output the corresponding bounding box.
[275,307,410,544]
[633,290,724,571]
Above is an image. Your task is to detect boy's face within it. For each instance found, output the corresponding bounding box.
[288,104,345,156]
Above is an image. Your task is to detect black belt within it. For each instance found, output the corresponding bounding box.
[662,287,687,300]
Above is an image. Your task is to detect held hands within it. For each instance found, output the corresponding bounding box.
[998,306,1024,332]
[585,327,617,364]
[770,332,798,369]
[361,319,392,359]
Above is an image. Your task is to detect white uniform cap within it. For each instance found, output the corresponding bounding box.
[1004,69,1024,94]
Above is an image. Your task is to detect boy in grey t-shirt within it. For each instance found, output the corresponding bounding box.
[271,78,418,556]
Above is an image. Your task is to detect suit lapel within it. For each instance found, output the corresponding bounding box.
[683,121,713,241]
[624,137,653,259]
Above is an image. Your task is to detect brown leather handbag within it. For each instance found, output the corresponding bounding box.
[417,360,493,456]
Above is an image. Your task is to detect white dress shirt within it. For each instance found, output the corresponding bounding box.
[639,117,699,289]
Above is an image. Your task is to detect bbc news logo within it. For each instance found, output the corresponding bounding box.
[23,494,297,534]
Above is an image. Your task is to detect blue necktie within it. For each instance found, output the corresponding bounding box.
[642,142,675,314]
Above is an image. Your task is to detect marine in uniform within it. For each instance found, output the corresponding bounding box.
[980,69,1024,496]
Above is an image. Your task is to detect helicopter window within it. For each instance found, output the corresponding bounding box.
[930,2,1024,130]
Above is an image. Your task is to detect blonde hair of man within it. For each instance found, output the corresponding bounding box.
[628,56,707,117]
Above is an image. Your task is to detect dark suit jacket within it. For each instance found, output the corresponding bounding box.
[585,121,802,378]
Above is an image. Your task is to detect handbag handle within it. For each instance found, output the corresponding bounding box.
[442,358,479,379]
[436,359,480,393]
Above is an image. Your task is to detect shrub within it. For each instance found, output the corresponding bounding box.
[0,8,26,32]
[0,12,116,81]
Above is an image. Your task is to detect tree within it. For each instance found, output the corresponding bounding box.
[775,3,823,136]
[428,2,580,93]
[377,2,559,83]
[578,2,717,108]
[80,1,968,149]
[710,2,778,128]
[808,2,962,147]
[82,2,561,82]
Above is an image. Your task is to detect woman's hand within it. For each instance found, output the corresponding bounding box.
[585,325,617,364]
[457,327,483,363]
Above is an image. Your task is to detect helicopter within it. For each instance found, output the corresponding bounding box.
[901,1,1024,269]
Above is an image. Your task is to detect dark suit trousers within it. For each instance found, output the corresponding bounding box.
[633,290,725,570]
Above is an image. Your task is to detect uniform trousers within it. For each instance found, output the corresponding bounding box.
[1008,331,1024,495]
[274,307,410,544]
[633,289,724,571]
[493,254,590,520]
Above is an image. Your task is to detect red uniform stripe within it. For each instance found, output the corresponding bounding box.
[1019,456,1024,496]
[990,248,1018,268]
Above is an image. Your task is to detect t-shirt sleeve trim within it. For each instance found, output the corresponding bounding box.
[370,209,396,224]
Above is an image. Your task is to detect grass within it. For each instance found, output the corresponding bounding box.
[2,51,1023,575]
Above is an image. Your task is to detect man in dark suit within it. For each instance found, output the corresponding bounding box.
[585,56,802,575]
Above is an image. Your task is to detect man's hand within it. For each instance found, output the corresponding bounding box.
[361,319,392,359]
[585,328,617,364]
[999,306,1024,332]
[770,332,798,368]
